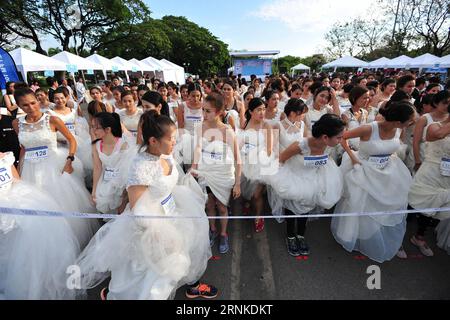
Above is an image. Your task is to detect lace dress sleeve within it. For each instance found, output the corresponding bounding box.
[126,154,161,188]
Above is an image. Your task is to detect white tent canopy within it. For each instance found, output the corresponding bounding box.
[86,54,115,70]
[129,58,154,72]
[110,56,135,71]
[291,63,310,71]
[158,59,185,84]
[409,53,441,68]
[86,53,126,79]
[9,47,67,81]
[384,55,414,68]
[110,56,140,81]
[141,57,166,71]
[141,56,179,83]
[368,57,391,68]
[160,59,184,70]
[435,54,450,68]
[51,51,103,71]
[322,56,368,69]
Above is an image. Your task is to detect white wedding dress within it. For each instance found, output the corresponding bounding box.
[331,121,412,263]
[76,152,211,299]
[18,113,99,248]
[0,152,81,299]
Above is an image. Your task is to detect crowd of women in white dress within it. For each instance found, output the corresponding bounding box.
[0,71,449,300]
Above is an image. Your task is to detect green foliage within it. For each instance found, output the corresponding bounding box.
[300,54,327,72]
[160,16,230,77]
[46,47,62,56]
[3,1,231,77]
[94,15,230,77]
[273,55,302,74]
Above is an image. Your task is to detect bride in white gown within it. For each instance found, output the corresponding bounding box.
[14,88,98,249]
[0,152,81,299]
[91,112,136,214]
[331,101,415,263]
[265,113,344,257]
[409,91,450,256]
[76,110,216,300]
[190,93,241,254]
[48,87,92,179]
[267,98,308,219]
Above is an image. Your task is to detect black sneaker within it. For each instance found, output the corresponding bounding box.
[209,229,218,247]
[286,237,301,257]
[185,283,218,299]
[296,235,310,256]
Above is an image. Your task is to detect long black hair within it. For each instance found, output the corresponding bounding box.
[379,101,415,123]
[91,112,122,144]
[244,97,265,128]
[311,114,345,138]
[140,110,175,151]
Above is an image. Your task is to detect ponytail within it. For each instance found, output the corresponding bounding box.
[91,112,122,145]
[140,110,175,151]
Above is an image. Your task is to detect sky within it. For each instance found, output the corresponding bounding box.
[145,0,382,57]
[40,0,382,58]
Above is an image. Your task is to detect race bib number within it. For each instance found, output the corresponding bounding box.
[168,102,178,109]
[368,154,390,169]
[104,167,120,181]
[242,143,256,155]
[161,193,176,215]
[186,116,202,123]
[202,149,223,161]
[0,166,13,189]
[24,146,49,161]
[65,122,75,134]
[304,155,328,168]
[440,157,450,176]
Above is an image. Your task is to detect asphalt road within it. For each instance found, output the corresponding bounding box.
[87,210,450,300]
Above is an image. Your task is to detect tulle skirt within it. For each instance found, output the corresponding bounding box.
[408,161,450,220]
[195,163,234,206]
[331,153,412,263]
[76,175,211,300]
[95,150,137,214]
[241,148,277,200]
[0,181,82,299]
[264,154,342,214]
[20,149,99,248]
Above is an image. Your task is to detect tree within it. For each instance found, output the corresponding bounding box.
[322,0,449,62]
[352,18,388,56]
[378,0,450,56]
[324,22,363,59]
[410,0,450,56]
[273,55,302,74]
[92,15,230,77]
[379,0,419,55]
[93,19,172,58]
[300,54,327,72]
[159,16,229,77]
[0,0,47,53]
[47,47,62,56]
[42,0,151,53]
[0,0,150,54]
[324,18,389,60]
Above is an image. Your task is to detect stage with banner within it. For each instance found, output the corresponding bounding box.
[233,59,272,77]
[229,50,279,80]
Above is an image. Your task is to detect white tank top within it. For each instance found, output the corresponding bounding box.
[183,102,203,135]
